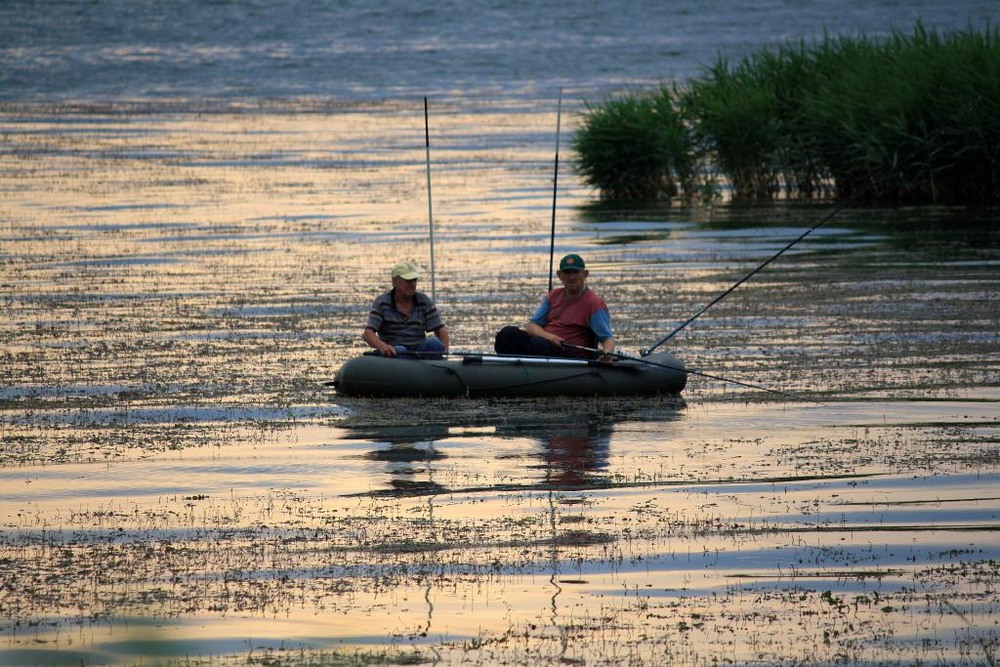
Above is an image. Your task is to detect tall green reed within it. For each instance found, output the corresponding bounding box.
[796,24,1000,204]
[571,87,700,200]
[575,23,999,205]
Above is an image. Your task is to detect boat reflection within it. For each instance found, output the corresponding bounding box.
[333,397,685,649]
[335,397,685,496]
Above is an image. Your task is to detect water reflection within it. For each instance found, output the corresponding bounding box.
[335,400,680,656]
[539,427,610,488]
[4,86,998,666]
[356,423,451,496]
[336,398,685,496]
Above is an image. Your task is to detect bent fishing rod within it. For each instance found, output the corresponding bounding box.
[642,96,982,357]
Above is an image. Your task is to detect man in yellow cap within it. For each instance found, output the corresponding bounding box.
[494,253,615,360]
[363,261,450,358]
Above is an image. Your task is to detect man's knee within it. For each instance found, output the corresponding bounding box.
[494,326,524,354]
[416,338,444,359]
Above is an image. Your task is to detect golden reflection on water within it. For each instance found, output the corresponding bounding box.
[2,101,998,664]
[3,398,997,663]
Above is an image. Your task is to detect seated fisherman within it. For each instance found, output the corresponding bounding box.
[494,253,615,360]
[363,261,449,358]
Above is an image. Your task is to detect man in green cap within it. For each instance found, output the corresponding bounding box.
[363,261,449,358]
[494,253,616,359]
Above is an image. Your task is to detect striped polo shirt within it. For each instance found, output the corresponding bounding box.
[365,289,444,350]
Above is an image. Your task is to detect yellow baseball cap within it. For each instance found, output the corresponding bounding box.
[390,261,421,280]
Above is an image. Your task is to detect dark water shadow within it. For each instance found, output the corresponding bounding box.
[576,198,1000,246]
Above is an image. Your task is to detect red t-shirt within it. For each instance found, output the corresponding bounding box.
[531,287,610,354]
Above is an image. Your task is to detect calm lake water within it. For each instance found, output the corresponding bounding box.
[2,1,999,665]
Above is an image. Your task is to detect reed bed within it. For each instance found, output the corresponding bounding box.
[574,23,1000,204]
[572,89,699,200]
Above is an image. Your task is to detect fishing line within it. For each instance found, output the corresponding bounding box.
[547,90,563,292]
[565,344,824,404]
[642,188,868,356]
[642,96,983,356]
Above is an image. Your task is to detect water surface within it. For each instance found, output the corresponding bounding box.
[2,102,998,666]
[2,1,999,664]
[3,0,998,103]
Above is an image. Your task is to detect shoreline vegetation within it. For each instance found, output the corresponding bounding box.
[573,23,999,205]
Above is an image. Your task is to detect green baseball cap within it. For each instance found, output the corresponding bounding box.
[558,253,585,272]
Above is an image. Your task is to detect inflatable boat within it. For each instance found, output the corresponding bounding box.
[330,351,687,398]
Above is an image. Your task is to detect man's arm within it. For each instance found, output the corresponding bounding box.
[432,325,450,351]
[525,321,563,346]
[591,309,615,359]
[363,326,396,357]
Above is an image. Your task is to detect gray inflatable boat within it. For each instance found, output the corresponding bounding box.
[331,351,687,398]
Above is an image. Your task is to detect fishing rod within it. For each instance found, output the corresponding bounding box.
[643,96,982,357]
[423,96,437,301]
[547,90,563,292]
[642,189,866,356]
[565,343,825,404]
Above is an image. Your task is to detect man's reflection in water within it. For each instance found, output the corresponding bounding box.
[352,424,451,496]
[343,423,448,639]
[541,425,611,488]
